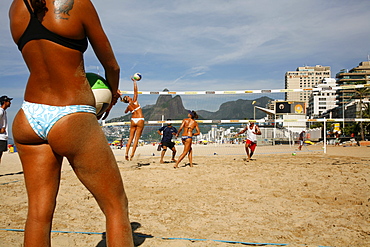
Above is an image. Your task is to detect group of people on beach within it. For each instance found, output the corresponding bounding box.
[156,119,262,165]
[119,76,201,169]
[6,0,262,246]
[7,0,228,245]
[156,111,201,168]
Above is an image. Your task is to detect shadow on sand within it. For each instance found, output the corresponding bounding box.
[96,222,153,247]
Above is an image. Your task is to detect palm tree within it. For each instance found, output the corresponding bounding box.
[362,99,370,137]
[353,87,370,140]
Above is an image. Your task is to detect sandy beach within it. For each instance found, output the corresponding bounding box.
[1,144,369,246]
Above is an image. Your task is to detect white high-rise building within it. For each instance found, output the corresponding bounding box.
[307,78,337,118]
[285,65,331,104]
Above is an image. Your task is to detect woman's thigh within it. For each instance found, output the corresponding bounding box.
[47,113,125,203]
[129,124,137,138]
[135,122,144,136]
[13,110,63,207]
[183,139,192,153]
[14,144,63,213]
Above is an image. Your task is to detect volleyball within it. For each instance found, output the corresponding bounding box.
[132,73,142,81]
[86,72,112,117]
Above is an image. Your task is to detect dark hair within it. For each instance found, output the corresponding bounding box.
[122,96,129,103]
[31,0,48,15]
[0,96,12,105]
[189,110,198,120]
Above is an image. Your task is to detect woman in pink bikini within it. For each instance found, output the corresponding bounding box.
[121,77,144,161]
[174,110,200,168]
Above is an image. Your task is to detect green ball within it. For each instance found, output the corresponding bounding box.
[86,73,110,89]
[86,72,112,117]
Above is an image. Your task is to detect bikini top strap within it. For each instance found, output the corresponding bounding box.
[130,105,141,113]
[23,0,35,16]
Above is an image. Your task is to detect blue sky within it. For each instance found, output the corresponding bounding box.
[1,0,370,132]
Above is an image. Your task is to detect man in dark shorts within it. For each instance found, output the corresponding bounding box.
[157,120,177,163]
[0,96,12,165]
[298,130,306,150]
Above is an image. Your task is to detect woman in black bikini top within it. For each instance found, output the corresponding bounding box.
[9,0,133,245]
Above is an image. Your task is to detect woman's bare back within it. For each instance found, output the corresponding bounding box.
[182,118,198,137]
[9,0,118,107]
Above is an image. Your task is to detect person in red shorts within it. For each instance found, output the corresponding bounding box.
[235,122,261,161]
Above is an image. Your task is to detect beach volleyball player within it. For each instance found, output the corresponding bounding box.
[121,75,144,161]
[234,122,261,161]
[174,110,200,168]
[9,0,133,246]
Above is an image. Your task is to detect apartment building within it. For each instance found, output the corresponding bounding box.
[335,61,370,105]
[285,65,331,104]
[307,78,337,118]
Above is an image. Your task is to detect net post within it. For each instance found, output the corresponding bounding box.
[323,118,327,154]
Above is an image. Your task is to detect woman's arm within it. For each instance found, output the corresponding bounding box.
[81,0,120,119]
[176,120,185,137]
[132,79,138,102]
[82,0,120,93]
[193,122,200,136]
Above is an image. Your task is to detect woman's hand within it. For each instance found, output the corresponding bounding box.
[98,90,120,120]
[111,90,121,106]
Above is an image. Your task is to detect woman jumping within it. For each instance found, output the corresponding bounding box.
[121,77,144,161]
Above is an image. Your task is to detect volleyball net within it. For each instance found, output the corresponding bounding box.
[102,84,370,157]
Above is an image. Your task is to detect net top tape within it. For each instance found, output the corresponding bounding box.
[103,118,370,126]
[118,84,370,95]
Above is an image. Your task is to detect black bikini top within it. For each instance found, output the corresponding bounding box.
[17,0,88,52]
